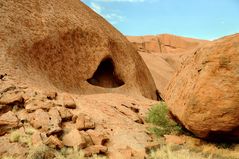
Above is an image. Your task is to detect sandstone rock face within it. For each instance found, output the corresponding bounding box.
[164,34,239,138]
[127,34,208,95]
[0,0,157,100]
[127,34,207,54]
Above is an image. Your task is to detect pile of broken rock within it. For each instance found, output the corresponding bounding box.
[0,84,109,157]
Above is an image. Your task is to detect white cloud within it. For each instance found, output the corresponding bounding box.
[90,2,102,14]
[104,13,124,24]
[89,2,125,25]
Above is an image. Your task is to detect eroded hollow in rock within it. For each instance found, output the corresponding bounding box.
[87,58,125,88]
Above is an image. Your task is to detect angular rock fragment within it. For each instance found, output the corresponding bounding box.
[44,135,64,148]
[28,109,49,131]
[25,100,54,112]
[44,91,57,100]
[87,130,109,145]
[62,129,86,148]
[0,111,19,135]
[56,106,73,121]
[0,92,23,105]
[63,95,76,109]
[47,108,62,135]
[75,114,95,130]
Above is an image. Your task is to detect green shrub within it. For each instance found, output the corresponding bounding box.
[9,131,21,142]
[146,102,182,137]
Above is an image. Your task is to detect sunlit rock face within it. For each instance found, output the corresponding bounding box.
[0,0,157,99]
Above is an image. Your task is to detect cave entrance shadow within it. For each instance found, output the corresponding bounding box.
[87,58,125,88]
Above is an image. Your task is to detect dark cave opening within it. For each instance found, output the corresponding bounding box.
[87,58,125,88]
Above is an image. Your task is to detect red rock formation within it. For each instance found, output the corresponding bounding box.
[164,34,239,139]
[0,0,157,100]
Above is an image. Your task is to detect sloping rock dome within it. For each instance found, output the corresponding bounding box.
[0,0,157,99]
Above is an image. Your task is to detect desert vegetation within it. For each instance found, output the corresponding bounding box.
[146,103,239,159]
[146,102,182,137]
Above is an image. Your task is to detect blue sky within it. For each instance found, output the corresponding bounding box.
[81,0,239,40]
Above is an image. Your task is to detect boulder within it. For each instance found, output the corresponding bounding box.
[0,111,19,135]
[44,91,57,100]
[56,106,73,121]
[0,0,157,100]
[44,135,64,148]
[87,130,108,145]
[74,114,95,130]
[80,131,94,147]
[28,109,50,131]
[25,99,54,112]
[47,107,62,135]
[164,34,239,138]
[31,132,47,145]
[16,109,28,122]
[0,92,23,105]
[62,129,87,148]
[63,95,76,109]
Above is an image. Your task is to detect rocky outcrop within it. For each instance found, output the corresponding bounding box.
[0,82,157,158]
[127,34,208,95]
[164,34,239,139]
[127,34,207,54]
[0,0,157,100]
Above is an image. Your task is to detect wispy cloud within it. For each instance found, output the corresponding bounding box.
[104,13,124,24]
[90,2,102,14]
[88,1,125,25]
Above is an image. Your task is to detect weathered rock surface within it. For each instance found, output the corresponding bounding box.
[56,106,73,121]
[165,34,239,138]
[28,109,50,131]
[47,107,62,135]
[127,34,208,95]
[0,92,23,105]
[74,113,95,130]
[0,0,157,100]
[44,135,64,148]
[127,34,207,54]
[63,95,76,109]
[62,129,87,148]
[25,99,54,112]
[87,130,109,145]
[0,111,19,135]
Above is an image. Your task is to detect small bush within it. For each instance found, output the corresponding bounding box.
[146,102,182,137]
[9,129,33,147]
[60,147,85,159]
[27,144,57,159]
[148,144,209,159]
[10,131,21,142]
